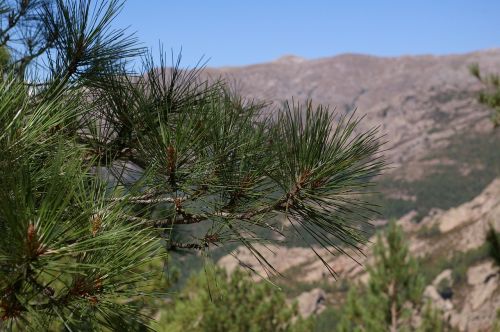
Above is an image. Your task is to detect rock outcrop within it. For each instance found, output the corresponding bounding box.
[296,288,326,318]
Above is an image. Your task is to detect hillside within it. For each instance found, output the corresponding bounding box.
[208,49,500,163]
[207,50,500,331]
[218,178,500,331]
[166,49,500,331]
[206,49,500,220]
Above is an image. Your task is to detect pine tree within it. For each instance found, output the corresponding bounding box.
[156,265,313,332]
[417,302,447,332]
[336,222,447,332]
[0,0,385,329]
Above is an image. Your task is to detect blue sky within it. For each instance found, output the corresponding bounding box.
[114,1,500,68]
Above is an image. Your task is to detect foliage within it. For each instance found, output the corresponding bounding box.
[419,243,491,287]
[416,224,441,239]
[486,225,500,266]
[435,278,452,300]
[335,222,445,332]
[0,75,167,331]
[312,306,342,332]
[0,46,8,68]
[470,63,500,126]
[375,130,500,221]
[0,0,385,329]
[156,265,313,332]
[416,302,451,332]
[493,309,500,332]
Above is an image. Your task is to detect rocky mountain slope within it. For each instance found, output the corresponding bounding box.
[211,49,500,331]
[205,50,500,223]
[207,49,500,170]
[218,178,500,331]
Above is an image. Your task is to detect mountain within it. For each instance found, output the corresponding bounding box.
[206,50,500,220]
[207,49,500,166]
[210,49,500,331]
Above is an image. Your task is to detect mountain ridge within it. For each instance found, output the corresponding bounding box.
[204,50,500,219]
[213,48,500,70]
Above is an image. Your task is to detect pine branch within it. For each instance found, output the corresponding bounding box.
[0,1,30,46]
[0,1,387,329]
[168,241,205,251]
[107,192,188,204]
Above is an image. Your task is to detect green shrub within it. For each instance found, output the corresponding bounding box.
[417,224,441,239]
[336,222,430,332]
[313,306,341,332]
[436,278,453,300]
[486,226,500,266]
[420,244,491,286]
[156,265,313,332]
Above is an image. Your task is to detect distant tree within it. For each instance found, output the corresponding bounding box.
[0,0,385,329]
[156,265,313,332]
[469,63,500,127]
[493,310,500,332]
[336,222,450,332]
[416,302,450,332]
[486,226,500,266]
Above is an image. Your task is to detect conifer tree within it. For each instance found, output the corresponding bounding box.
[417,302,448,332]
[0,0,385,329]
[336,222,447,332]
[156,265,313,332]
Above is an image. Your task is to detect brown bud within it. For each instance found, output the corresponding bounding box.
[167,145,176,174]
[174,198,182,211]
[91,214,102,236]
[27,224,36,243]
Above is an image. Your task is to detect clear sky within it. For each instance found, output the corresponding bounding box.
[114,0,500,68]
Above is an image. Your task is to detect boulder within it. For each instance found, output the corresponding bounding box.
[432,269,453,288]
[467,261,499,286]
[469,274,498,310]
[296,288,326,318]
